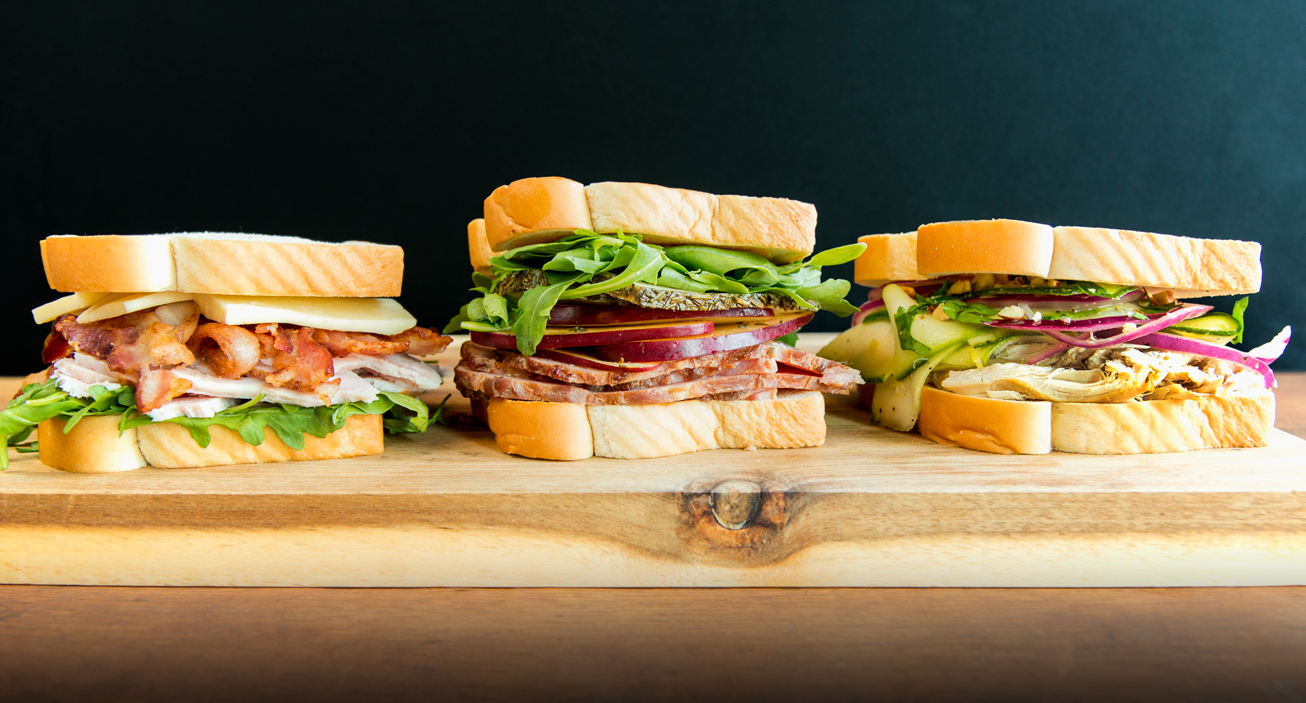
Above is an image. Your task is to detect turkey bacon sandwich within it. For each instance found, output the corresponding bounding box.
[819,219,1291,454]
[4,233,450,472]
[446,177,864,460]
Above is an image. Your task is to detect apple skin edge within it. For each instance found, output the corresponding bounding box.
[591,314,814,362]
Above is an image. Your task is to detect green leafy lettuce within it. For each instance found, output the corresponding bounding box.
[445,230,866,355]
[1,378,435,470]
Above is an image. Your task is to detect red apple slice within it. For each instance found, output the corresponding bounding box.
[548,305,773,326]
[470,320,714,351]
[535,348,663,372]
[591,313,813,362]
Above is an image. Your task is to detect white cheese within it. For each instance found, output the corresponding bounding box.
[32,292,112,324]
[192,294,416,335]
[77,291,195,323]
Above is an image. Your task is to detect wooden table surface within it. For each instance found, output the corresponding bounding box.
[3,373,1305,701]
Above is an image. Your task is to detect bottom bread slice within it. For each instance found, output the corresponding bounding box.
[915,385,1275,455]
[485,391,827,461]
[37,413,384,472]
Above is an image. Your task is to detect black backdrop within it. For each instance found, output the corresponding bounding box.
[3,1,1304,373]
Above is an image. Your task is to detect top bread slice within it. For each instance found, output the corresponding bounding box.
[482,177,817,264]
[41,232,404,297]
[854,219,1261,297]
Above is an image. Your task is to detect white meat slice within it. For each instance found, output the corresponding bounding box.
[171,366,329,406]
[51,353,123,397]
[331,370,379,404]
[335,353,443,393]
[146,396,237,422]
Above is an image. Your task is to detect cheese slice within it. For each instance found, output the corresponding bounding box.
[76,291,196,323]
[32,292,112,324]
[193,294,416,335]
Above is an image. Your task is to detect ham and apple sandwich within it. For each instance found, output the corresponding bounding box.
[5,233,450,472]
[446,177,865,460]
[820,219,1291,454]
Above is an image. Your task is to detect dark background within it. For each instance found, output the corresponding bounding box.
[3,1,1303,373]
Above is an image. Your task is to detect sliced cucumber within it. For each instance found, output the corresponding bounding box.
[872,342,964,431]
[1165,312,1240,345]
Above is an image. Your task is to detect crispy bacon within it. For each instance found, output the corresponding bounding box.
[136,368,194,413]
[253,324,335,392]
[311,326,450,358]
[189,323,262,379]
[53,302,200,376]
[41,329,72,364]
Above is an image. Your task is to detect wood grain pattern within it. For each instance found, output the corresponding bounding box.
[2,586,1304,702]
[2,335,1304,587]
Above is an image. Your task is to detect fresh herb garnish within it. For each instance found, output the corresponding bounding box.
[447,230,865,356]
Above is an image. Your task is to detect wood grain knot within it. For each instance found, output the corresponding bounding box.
[679,477,799,562]
[710,480,761,530]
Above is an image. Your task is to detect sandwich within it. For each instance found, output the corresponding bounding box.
[3,233,450,472]
[446,177,865,460]
[819,219,1291,454]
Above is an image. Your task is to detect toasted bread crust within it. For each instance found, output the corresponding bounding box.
[468,218,493,274]
[854,232,920,286]
[917,219,1055,279]
[854,221,1263,296]
[41,235,178,293]
[483,177,593,252]
[481,177,817,263]
[916,386,1274,455]
[917,386,1052,454]
[41,233,403,297]
[482,392,826,460]
[37,416,148,473]
[487,398,594,461]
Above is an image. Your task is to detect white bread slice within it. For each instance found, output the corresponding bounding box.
[482,177,817,264]
[468,218,493,274]
[35,413,384,472]
[912,385,1273,455]
[854,220,1262,297]
[1050,389,1274,454]
[41,233,403,297]
[483,391,826,460]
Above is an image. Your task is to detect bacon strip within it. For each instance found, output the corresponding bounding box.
[252,324,335,393]
[53,302,200,376]
[189,323,262,379]
[312,327,450,357]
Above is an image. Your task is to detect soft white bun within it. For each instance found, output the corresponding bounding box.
[483,391,826,460]
[35,413,384,472]
[854,220,1262,297]
[482,177,817,264]
[468,218,493,274]
[913,386,1274,455]
[41,233,404,297]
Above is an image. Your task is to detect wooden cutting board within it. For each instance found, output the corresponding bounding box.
[2,334,1304,587]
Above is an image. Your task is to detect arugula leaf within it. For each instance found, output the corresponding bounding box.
[775,332,799,347]
[510,279,574,356]
[1,380,433,470]
[449,230,866,354]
